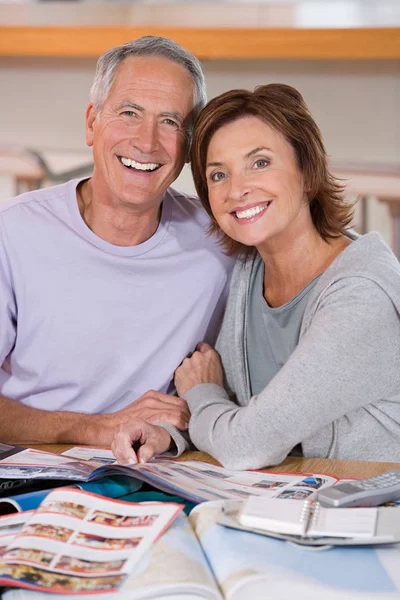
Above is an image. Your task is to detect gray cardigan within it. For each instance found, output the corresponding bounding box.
[182,233,400,469]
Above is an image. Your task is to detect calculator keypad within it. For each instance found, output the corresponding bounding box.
[357,472,400,490]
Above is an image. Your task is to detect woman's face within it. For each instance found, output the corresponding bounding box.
[205,115,311,251]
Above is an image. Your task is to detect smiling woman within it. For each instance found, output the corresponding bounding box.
[168,83,400,469]
[111,83,400,469]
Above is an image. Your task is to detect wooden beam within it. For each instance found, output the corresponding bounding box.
[1,26,400,60]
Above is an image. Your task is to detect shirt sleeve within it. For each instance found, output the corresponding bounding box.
[159,424,192,457]
[184,277,400,469]
[0,222,17,366]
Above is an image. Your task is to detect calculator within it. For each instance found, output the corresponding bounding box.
[317,470,400,508]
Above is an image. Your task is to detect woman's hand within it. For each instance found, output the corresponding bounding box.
[111,419,171,464]
[175,342,224,396]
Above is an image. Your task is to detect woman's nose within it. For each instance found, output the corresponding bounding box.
[228,173,252,203]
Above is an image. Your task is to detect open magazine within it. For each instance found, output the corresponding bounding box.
[0,487,182,595]
[3,501,400,600]
[0,444,339,504]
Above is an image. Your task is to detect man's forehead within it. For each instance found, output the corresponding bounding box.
[113,57,192,92]
[108,56,194,113]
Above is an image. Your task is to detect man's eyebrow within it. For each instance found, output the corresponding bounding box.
[117,102,144,112]
[116,104,184,125]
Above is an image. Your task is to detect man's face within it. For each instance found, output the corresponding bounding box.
[86,56,194,212]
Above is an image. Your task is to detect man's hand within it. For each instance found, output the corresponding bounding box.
[111,419,171,464]
[175,342,224,397]
[114,390,190,430]
[0,390,189,448]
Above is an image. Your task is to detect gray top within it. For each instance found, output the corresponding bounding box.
[247,259,321,396]
[183,233,400,470]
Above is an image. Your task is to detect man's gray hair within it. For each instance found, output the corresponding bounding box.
[89,36,207,131]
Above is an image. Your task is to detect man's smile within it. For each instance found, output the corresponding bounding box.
[119,156,161,172]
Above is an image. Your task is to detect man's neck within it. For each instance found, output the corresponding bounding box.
[76,179,161,247]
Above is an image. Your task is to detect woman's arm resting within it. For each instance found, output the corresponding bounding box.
[183,278,400,470]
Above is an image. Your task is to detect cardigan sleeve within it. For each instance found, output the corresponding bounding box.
[183,276,400,469]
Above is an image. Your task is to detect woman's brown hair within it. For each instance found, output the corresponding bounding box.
[190,83,353,255]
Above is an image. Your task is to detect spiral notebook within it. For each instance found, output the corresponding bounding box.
[239,497,378,537]
[218,498,400,546]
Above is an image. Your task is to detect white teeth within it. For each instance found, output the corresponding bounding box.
[235,203,270,219]
[120,157,160,171]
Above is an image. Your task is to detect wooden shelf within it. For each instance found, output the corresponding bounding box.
[1,26,400,59]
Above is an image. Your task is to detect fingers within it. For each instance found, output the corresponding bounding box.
[146,410,189,430]
[111,425,142,465]
[111,420,172,465]
[138,390,188,406]
[196,342,214,353]
[137,441,157,464]
[119,392,191,428]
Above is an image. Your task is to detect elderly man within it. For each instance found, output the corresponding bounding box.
[0,36,232,450]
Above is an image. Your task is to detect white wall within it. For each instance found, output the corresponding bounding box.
[1,56,399,242]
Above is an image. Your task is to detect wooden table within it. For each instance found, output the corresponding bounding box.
[30,445,400,480]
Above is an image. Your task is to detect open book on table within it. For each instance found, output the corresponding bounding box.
[0,487,182,595]
[3,500,400,600]
[0,444,341,504]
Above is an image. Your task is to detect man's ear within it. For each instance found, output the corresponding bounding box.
[85,103,97,147]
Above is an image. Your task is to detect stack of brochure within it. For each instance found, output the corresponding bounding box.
[0,487,182,595]
[2,499,400,599]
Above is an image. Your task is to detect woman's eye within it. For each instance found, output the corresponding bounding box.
[211,172,226,182]
[254,159,269,169]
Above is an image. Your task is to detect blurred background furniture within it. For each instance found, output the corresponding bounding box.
[0,147,93,195]
[332,163,400,257]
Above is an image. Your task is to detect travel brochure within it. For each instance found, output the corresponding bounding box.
[0,487,182,594]
[0,444,339,504]
[3,500,400,600]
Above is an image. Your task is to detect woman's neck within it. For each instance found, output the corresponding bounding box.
[259,229,350,308]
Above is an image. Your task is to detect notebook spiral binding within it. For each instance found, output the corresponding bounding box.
[309,501,322,535]
[300,499,313,535]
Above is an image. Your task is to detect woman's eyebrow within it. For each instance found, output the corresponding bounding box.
[206,146,272,169]
[245,146,272,159]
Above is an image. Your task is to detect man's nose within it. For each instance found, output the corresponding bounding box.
[133,119,159,154]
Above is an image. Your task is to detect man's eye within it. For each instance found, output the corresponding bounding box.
[163,118,179,128]
[254,159,269,169]
[121,111,136,117]
[211,172,226,182]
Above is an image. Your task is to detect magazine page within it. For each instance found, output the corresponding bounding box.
[0,448,100,482]
[0,488,182,595]
[0,512,33,555]
[189,501,400,600]
[63,447,338,504]
[0,444,26,462]
[129,460,337,503]
[3,512,222,600]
